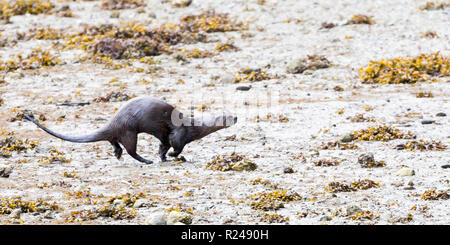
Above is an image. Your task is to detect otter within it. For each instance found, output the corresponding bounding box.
[24,96,237,164]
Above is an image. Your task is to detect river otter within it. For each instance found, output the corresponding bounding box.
[24,96,237,164]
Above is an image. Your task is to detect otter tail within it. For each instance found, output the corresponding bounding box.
[24,114,108,143]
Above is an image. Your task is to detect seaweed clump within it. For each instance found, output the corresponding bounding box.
[206,152,257,171]
[419,1,450,10]
[358,52,450,84]
[101,0,146,10]
[0,197,59,215]
[0,130,39,158]
[396,140,447,151]
[314,158,340,167]
[0,0,54,20]
[349,125,416,142]
[325,179,379,193]
[234,67,278,83]
[345,15,375,25]
[179,10,248,33]
[0,47,61,72]
[250,189,301,211]
[421,190,449,200]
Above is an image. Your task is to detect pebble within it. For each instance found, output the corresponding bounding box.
[346,205,362,216]
[134,199,150,208]
[435,112,446,117]
[441,164,450,169]
[0,165,12,178]
[236,85,251,91]
[396,167,415,176]
[319,216,332,221]
[220,74,235,84]
[421,120,435,125]
[9,209,22,219]
[167,211,193,225]
[283,167,294,174]
[340,134,354,143]
[146,212,167,225]
[231,159,257,171]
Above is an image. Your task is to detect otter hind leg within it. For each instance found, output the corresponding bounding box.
[120,132,153,164]
[111,141,123,160]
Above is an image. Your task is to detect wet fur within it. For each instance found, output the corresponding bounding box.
[24,96,236,164]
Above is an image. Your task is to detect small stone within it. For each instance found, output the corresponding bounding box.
[441,164,450,169]
[167,211,193,225]
[0,165,12,178]
[421,120,435,125]
[395,144,405,150]
[346,205,362,216]
[10,209,22,219]
[320,216,332,221]
[340,134,354,143]
[110,11,120,18]
[146,212,167,225]
[283,167,294,174]
[357,153,385,168]
[220,74,235,84]
[236,85,251,91]
[113,199,126,208]
[134,199,150,208]
[43,210,55,219]
[396,167,415,176]
[436,112,446,117]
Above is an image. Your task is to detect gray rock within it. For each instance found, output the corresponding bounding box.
[421,120,435,125]
[436,112,446,117]
[146,212,167,225]
[346,205,362,216]
[236,85,251,91]
[113,199,126,208]
[0,165,12,178]
[340,134,354,143]
[357,153,385,168]
[441,164,450,169]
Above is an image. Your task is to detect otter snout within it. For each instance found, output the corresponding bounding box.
[215,115,237,127]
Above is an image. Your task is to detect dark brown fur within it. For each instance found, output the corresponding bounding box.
[24,96,237,164]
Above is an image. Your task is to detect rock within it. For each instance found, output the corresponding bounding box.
[146,212,167,225]
[421,120,435,125]
[396,167,415,176]
[0,165,12,178]
[9,209,22,219]
[236,85,251,91]
[134,199,150,208]
[346,205,362,216]
[436,112,446,117]
[357,153,385,168]
[220,74,235,84]
[113,199,126,208]
[320,216,332,221]
[283,167,294,174]
[43,210,55,219]
[441,164,450,169]
[167,211,193,225]
[340,134,354,143]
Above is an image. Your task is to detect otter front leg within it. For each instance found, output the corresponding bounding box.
[168,145,185,158]
[158,143,171,162]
